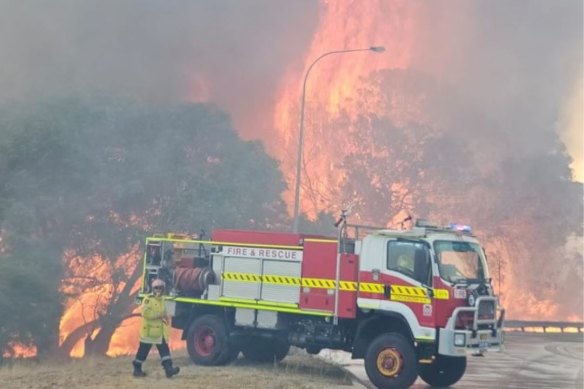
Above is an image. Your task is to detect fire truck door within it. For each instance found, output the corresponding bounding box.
[381,240,435,328]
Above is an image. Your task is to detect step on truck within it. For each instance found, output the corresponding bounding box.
[138,216,505,388]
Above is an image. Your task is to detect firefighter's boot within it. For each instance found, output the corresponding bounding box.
[132,360,146,377]
[162,359,180,378]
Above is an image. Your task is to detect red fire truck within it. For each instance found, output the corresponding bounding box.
[139,217,504,388]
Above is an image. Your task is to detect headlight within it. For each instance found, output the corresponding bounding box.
[467,293,476,306]
[454,333,466,347]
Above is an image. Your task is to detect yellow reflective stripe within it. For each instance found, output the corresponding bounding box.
[220,272,450,303]
[223,272,361,291]
[222,272,261,282]
[391,295,431,304]
[391,285,429,298]
[339,281,358,291]
[262,275,301,286]
[172,296,331,317]
[434,289,450,299]
[359,282,384,294]
[302,238,338,243]
[302,278,335,289]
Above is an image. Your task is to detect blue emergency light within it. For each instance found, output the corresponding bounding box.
[449,223,472,233]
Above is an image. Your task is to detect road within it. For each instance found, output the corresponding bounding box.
[322,332,583,388]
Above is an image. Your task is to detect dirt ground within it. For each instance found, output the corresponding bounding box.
[0,349,355,389]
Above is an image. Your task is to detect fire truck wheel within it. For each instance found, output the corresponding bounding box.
[306,346,322,355]
[241,338,289,363]
[419,355,466,387]
[364,333,418,389]
[187,314,234,366]
[274,340,290,361]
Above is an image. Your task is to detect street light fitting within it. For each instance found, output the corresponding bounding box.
[291,46,386,233]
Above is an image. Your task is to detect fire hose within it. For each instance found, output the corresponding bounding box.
[173,267,214,296]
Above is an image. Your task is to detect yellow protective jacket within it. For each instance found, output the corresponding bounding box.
[139,294,169,344]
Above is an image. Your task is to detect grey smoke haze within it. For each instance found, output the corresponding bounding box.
[0,1,580,151]
[413,0,582,158]
[0,0,580,349]
[0,1,317,138]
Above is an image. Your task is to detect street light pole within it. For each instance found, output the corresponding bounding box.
[291,46,385,233]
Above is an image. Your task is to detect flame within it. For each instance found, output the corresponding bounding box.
[59,236,185,357]
[49,0,581,358]
[2,342,37,358]
[269,0,581,323]
[59,249,136,357]
[272,0,419,217]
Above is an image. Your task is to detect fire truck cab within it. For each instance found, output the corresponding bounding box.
[139,219,504,388]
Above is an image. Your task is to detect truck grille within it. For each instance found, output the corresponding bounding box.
[478,299,496,320]
[454,298,497,330]
[455,311,474,330]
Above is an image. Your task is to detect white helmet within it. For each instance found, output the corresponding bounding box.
[151,279,165,289]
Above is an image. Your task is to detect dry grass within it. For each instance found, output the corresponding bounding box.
[0,349,355,389]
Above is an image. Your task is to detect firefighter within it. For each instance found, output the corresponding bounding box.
[132,278,180,378]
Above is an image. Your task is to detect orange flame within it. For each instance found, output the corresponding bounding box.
[59,232,185,357]
[268,0,580,322]
[2,342,37,359]
[272,0,419,217]
[51,0,580,358]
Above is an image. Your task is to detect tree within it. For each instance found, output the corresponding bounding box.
[337,67,583,319]
[0,98,101,358]
[0,96,288,358]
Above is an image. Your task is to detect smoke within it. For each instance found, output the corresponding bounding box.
[394,1,583,319]
[0,1,581,320]
[557,72,583,182]
[412,0,582,158]
[1,1,578,152]
[0,1,317,138]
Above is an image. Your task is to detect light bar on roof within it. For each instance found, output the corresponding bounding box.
[449,223,472,233]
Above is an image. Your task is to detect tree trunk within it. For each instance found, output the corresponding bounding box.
[54,319,99,359]
[84,261,143,356]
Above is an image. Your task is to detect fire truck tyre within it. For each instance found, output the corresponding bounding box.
[274,341,290,361]
[364,333,418,389]
[306,346,322,355]
[419,355,466,387]
[241,338,289,363]
[187,314,233,366]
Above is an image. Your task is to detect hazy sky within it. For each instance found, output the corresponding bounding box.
[0,1,580,169]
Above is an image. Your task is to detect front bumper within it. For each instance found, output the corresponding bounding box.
[438,296,505,357]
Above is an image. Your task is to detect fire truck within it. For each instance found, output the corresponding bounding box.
[139,216,504,388]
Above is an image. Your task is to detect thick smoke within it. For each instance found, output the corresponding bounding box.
[392,0,583,319]
[413,0,582,161]
[0,1,317,138]
[1,1,579,151]
[0,1,581,320]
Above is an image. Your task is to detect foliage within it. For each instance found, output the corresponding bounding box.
[0,96,287,357]
[337,68,583,318]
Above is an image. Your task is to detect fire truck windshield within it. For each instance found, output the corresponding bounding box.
[434,240,487,283]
